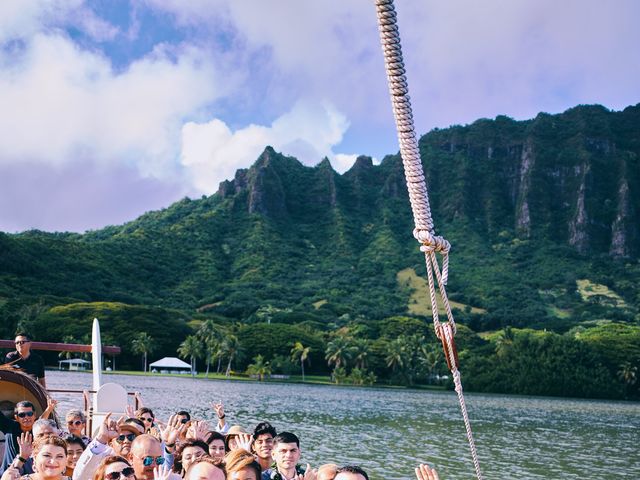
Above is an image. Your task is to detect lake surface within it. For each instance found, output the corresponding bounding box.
[47,371,639,480]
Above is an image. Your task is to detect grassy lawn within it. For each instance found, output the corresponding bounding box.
[101,370,448,391]
[397,267,487,316]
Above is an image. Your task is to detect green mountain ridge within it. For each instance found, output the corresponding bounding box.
[1,103,639,398]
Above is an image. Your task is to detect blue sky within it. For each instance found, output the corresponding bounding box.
[1,0,639,232]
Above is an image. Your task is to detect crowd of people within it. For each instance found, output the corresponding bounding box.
[2,334,441,480]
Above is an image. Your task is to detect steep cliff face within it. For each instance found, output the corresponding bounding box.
[420,104,640,258]
[214,105,639,259]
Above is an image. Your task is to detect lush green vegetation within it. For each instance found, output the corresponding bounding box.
[1,104,639,399]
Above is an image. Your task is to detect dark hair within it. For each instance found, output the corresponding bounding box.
[336,466,369,480]
[173,439,210,473]
[225,449,261,480]
[65,434,86,450]
[15,332,31,341]
[253,421,277,440]
[272,432,299,447]
[124,418,145,431]
[176,411,191,421]
[14,401,35,415]
[205,431,225,445]
[135,407,154,419]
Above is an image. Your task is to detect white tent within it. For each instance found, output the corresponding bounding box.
[149,357,192,374]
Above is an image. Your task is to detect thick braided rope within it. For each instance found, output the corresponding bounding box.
[442,324,484,480]
[375,1,483,478]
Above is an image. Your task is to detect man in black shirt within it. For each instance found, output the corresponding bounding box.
[0,401,36,474]
[4,333,46,389]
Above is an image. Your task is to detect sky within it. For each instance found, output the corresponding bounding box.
[1,0,639,233]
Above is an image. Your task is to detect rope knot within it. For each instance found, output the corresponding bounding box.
[414,228,451,284]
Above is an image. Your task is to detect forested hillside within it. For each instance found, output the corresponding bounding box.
[1,104,638,399]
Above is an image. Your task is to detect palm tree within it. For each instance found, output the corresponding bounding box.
[178,335,202,376]
[618,362,638,386]
[325,336,352,370]
[131,332,156,373]
[59,335,78,361]
[419,344,442,384]
[246,355,271,381]
[291,342,311,382]
[221,335,244,377]
[351,339,370,370]
[198,319,222,377]
[385,338,405,373]
[495,326,516,358]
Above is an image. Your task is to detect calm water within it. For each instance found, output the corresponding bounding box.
[47,371,639,480]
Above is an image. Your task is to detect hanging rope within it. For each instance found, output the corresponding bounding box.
[374,1,483,479]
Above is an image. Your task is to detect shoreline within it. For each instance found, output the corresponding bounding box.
[47,367,449,392]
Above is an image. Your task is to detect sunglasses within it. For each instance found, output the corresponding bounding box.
[105,467,135,480]
[141,456,165,467]
[140,417,154,423]
[15,340,30,345]
[115,433,137,443]
[180,419,189,424]
[68,420,84,426]
[17,411,34,418]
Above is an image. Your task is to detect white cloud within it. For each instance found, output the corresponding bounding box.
[0,32,227,180]
[146,0,640,140]
[180,100,356,194]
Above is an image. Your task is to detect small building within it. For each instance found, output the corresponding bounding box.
[58,359,91,371]
[149,357,192,374]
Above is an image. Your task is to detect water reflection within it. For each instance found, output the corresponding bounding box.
[47,371,640,480]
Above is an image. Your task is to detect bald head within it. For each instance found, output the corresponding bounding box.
[131,434,160,452]
[131,434,163,480]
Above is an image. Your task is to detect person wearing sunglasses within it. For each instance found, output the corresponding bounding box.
[0,401,36,474]
[130,435,175,480]
[133,409,160,441]
[4,333,46,389]
[73,415,145,480]
[92,456,135,480]
[62,411,90,447]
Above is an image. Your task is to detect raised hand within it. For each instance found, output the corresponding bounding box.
[415,464,440,480]
[235,433,253,452]
[96,413,119,444]
[159,414,187,446]
[125,404,135,418]
[39,397,58,419]
[303,464,317,480]
[186,420,210,441]
[153,463,172,480]
[134,392,145,408]
[1,465,20,480]
[17,431,33,459]
[212,401,224,419]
